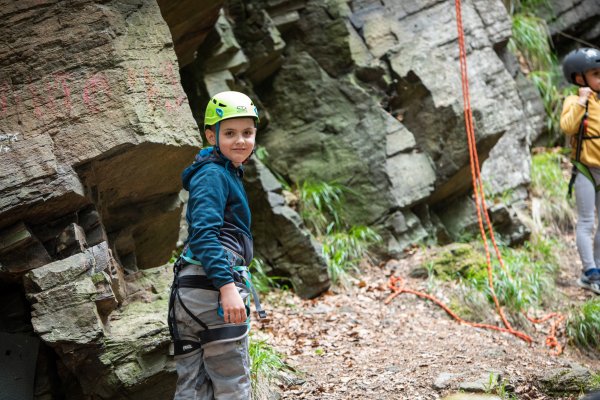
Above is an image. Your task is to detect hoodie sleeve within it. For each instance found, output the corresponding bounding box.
[560,95,586,136]
[186,165,234,288]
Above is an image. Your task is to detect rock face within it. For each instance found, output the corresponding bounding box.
[546,0,600,52]
[23,246,175,399]
[0,0,200,273]
[0,0,194,398]
[213,0,543,255]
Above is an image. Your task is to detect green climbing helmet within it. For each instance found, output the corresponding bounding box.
[204,91,259,129]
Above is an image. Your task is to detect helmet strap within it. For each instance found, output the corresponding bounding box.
[214,121,221,154]
[583,74,590,88]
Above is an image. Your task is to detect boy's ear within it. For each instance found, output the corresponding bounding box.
[205,128,216,145]
[575,73,586,86]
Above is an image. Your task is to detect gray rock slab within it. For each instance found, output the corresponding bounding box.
[539,364,595,394]
[443,394,502,400]
[458,371,501,392]
[433,372,462,390]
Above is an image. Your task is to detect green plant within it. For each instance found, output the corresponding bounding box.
[249,258,284,294]
[254,146,269,163]
[509,13,554,71]
[505,0,552,15]
[294,179,382,286]
[590,373,600,390]
[494,378,519,400]
[506,3,574,143]
[530,151,575,231]
[458,238,559,320]
[322,225,381,286]
[566,299,600,351]
[529,69,568,138]
[297,180,346,236]
[249,337,294,397]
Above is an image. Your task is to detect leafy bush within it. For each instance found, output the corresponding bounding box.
[566,299,600,351]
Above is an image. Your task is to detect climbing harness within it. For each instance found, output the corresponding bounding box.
[385,0,565,356]
[567,102,591,197]
[167,247,267,356]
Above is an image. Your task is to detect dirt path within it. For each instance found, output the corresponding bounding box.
[253,239,600,400]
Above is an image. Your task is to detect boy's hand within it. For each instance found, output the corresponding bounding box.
[578,87,594,106]
[219,282,246,324]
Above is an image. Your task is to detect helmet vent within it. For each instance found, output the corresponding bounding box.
[219,102,227,107]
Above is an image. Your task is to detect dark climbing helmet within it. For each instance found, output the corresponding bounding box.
[562,47,600,85]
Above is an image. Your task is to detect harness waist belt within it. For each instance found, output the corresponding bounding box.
[177,275,218,291]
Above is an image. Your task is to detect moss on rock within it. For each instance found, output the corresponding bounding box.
[424,243,488,281]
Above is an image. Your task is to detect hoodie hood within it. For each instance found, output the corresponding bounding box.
[182,147,243,191]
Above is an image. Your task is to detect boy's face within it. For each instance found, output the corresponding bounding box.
[576,67,600,91]
[205,117,256,167]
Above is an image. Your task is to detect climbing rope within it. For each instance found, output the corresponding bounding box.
[385,0,565,355]
[385,276,533,343]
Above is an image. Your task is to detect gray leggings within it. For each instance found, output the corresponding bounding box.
[574,168,600,272]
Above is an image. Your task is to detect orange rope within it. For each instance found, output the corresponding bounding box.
[384,0,565,355]
[454,0,525,338]
[523,312,566,355]
[385,276,533,343]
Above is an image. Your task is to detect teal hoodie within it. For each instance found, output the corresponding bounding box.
[181,147,253,288]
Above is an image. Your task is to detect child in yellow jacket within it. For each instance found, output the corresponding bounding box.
[561,47,600,294]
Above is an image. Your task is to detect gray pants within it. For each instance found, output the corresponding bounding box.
[574,168,600,272]
[173,264,251,400]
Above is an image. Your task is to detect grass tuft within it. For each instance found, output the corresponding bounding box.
[297,181,346,236]
[566,299,600,351]
[529,151,575,232]
[249,258,285,294]
[322,225,381,287]
[295,179,382,286]
[445,237,560,324]
[249,337,295,399]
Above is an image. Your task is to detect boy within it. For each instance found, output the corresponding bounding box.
[168,91,266,399]
[561,47,600,294]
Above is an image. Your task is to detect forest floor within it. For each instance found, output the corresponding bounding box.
[252,234,600,400]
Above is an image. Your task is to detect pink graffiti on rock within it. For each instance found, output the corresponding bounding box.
[83,72,112,113]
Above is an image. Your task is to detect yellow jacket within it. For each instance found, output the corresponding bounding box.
[561,92,600,167]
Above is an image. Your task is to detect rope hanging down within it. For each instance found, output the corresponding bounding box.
[386,0,564,355]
